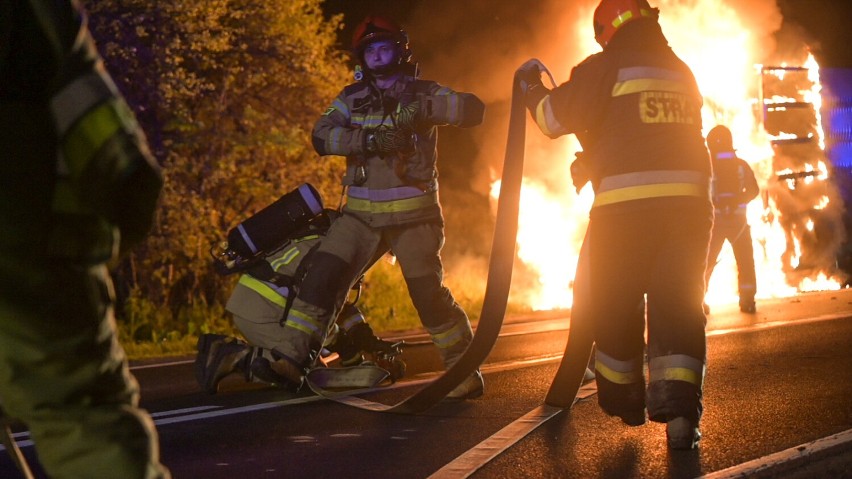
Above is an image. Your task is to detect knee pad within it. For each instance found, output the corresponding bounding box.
[298,251,350,310]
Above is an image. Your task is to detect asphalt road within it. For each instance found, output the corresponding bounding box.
[2,289,851,478]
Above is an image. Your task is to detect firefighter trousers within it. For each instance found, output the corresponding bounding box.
[705,214,756,304]
[0,257,168,479]
[277,213,472,368]
[587,200,711,425]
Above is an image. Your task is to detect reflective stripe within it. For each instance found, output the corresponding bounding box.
[284,308,325,337]
[331,97,349,117]
[268,246,300,270]
[236,224,259,254]
[593,170,708,208]
[339,310,366,330]
[360,113,391,129]
[715,151,736,159]
[611,10,635,30]
[649,354,705,387]
[612,78,695,97]
[298,184,324,215]
[347,186,427,201]
[534,95,565,137]
[346,190,438,213]
[611,8,655,29]
[431,323,466,350]
[328,127,344,153]
[51,71,114,135]
[594,183,705,207]
[612,66,694,97]
[238,275,289,307]
[61,100,124,178]
[595,350,644,385]
[444,92,460,124]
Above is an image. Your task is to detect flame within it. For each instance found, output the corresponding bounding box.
[491,0,843,311]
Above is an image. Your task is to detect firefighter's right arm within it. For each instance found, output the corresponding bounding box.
[49,0,162,256]
[312,95,371,156]
[312,94,412,157]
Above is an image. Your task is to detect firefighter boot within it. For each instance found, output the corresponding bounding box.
[666,417,701,450]
[201,337,250,394]
[435,321,484,401]
[195,333,229,386]
[325,327,364,367]
[445,370,484,401]
[249,355,304,392]
[739,298,756,314]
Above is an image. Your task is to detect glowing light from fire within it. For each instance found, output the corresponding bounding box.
[490,0,843,311]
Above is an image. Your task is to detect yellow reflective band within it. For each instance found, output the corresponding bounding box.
[593,183,705,208]
[269,247,300,270]
[612,78,693,97]
[346,192,437,213]
[284,309,324,336]
[431,324,464,349]
[61,100,124,178]
[650,367,703,386]
[595,361,643,385]
[534,95,565,138]
[611,10,634,29]
[238,275,288,308]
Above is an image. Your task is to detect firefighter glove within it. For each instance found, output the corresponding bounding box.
[517,58,545,95]
[365,127,414,155]
[395,101,420,130]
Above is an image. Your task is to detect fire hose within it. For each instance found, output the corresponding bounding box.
[310,65,542,413]
[1,404,35,479]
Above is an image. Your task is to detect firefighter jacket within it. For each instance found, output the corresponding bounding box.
[710,150,759,216]
[0,0,162,265]
[312,75,484,227]
[526,19,711,212]
[226,234,321,325]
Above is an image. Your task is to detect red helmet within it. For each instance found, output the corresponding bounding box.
[593,0,659,48]
[351,15,411,63]
[706,125,734,152]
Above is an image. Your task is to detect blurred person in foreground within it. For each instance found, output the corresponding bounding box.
[250,15,486,401]
[704,125,759,314]
[0,0,169,476]
[518,0,712,449]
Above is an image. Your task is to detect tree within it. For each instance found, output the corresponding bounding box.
[84,0,350,340]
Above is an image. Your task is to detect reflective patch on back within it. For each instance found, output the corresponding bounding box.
[639,91,699,124]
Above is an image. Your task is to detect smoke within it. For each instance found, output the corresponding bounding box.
[392,0,845,302]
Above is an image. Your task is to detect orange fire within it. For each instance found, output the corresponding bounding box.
[494,0,843,311]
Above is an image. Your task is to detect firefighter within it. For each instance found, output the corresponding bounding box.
[704,125,759,313]
[262,15,486,400]
[518,0,712,449]
[0,1,169,477]
[196,212,396,393]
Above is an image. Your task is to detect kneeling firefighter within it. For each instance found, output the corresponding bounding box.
[196,187,399,394]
